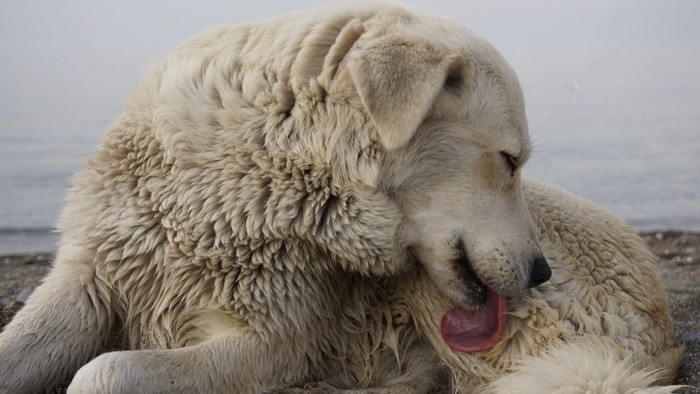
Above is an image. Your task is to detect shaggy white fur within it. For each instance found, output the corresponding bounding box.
[0,2,682,393]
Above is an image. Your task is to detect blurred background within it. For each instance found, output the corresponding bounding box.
[1,0,699,254]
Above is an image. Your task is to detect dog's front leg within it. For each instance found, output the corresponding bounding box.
[67,332,302,394]
[0,245,115,393]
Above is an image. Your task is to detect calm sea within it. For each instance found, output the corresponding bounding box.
[1,45,699,254]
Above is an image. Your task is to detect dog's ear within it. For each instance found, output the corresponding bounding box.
[349,39,452,150]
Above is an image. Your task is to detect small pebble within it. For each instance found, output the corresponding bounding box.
[0,301,25,328]
[16,287,34,303]
[655,232,664,240]
[685,256,695,264]
[680,332,700,342]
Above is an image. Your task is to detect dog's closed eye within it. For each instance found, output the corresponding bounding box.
[499,151,518,176]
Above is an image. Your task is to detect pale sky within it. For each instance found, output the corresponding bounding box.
[2,0,699,58]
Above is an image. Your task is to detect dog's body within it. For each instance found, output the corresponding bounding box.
[0,2,682,393]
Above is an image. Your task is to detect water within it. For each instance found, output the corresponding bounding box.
[1,43,699,254]
[514,45,700,232]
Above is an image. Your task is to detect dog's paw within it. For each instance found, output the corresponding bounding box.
[66,353,118,393]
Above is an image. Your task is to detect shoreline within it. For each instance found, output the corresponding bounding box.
[1,231,698,391]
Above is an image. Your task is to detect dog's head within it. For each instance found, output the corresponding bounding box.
[347,11,551,306]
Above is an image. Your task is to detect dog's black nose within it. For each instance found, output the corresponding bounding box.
[527,254,552,288]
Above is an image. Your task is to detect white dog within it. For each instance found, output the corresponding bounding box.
[0,2,682,393]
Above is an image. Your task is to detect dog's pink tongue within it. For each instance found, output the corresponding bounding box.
[440,290,506,353]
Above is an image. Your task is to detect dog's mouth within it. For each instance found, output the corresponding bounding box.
[439,240,507,353]
[440,288,506,353]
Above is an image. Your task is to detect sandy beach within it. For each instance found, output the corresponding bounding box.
[1,231,698,392]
